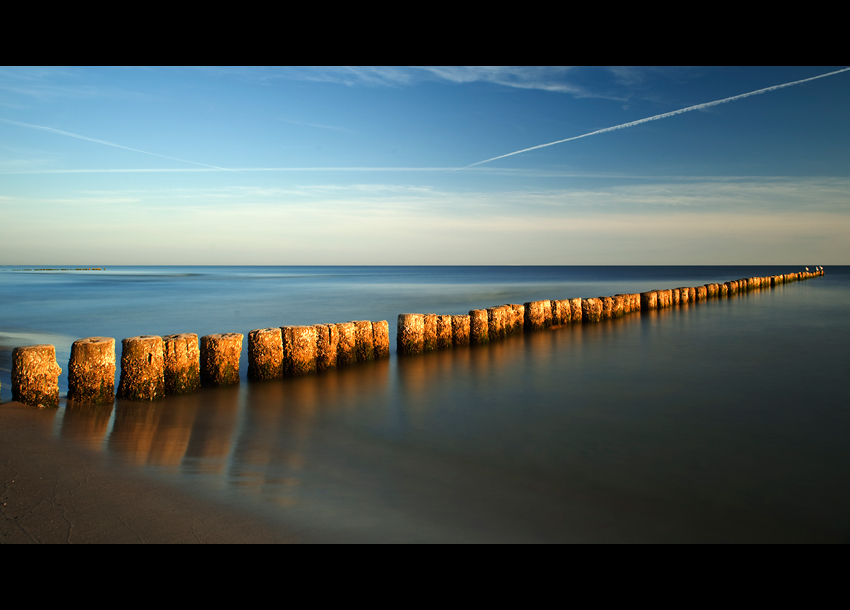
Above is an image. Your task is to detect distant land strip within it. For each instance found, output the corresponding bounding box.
[10,268,105,271]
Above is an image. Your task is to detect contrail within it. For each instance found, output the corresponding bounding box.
[458,67,850,170]
[0,117,232,171]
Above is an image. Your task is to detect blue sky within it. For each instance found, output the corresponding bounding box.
[1,66,848,264]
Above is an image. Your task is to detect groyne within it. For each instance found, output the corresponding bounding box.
[395,268,824,355]
[6,318,390,406]
[5,268,824,407]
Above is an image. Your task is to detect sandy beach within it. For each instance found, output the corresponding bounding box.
[0,401,305,544]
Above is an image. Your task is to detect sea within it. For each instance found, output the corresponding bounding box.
[1,265,848,542]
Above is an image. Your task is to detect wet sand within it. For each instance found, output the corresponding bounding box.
[0,401,305,543]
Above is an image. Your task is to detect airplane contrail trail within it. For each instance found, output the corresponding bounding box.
[0,117,233,171]
[458,67,850,170]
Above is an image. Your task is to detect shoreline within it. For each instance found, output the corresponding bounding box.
[0,401,304,543]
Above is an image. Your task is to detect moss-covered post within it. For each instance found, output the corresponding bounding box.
[68,337,115,404]
[118,335,165,401]
[200,333,243,386]
[582,298,603,322]
[247,328,283,381]
[12,344,62,407]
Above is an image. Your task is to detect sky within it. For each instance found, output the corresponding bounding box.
[1,66,848,265]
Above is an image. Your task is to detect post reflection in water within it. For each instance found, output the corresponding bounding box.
[48,277,850,541]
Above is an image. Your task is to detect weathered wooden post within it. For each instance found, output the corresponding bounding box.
[68,337,115,404]
[487,307,505,340]
[600,297,614,319]
[452,314,471,345]
[336,321,357,365]
[524,301,547,330]
[372,320,390,359]
[397,314,425,355]
[582,298,603,322]
[118,335,165,401]
[12,344,62,407]
[281,326,316,376]
[640,291,658,311]
[200,333,243,386]
[696,286,707,301]
[354,320,375,362]
[423,314,438,352]
[163,333,201,394]
[509,304,525,333]
[469,309,490,344]
[436,315,453,349]
[314,324,340,371]
[247,328,283,380]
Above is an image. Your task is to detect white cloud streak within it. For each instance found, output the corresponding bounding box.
[459,67,850,170]
[0,117,232,171]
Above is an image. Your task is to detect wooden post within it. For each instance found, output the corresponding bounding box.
[372,320,390,359]
[200,333,243,386]
[452,314,470,345]
[640,291,658,311]
[163,333,201,394]
[68,337,115,404]
[281,326,316,376]
[469,309,490,344]
[118,335,165,401]
[247,328,284,381]
[12,344,62,407]
[353,320,375,362]
[314,324,340,371]
[397,314,425,355]
[336,322,357,365]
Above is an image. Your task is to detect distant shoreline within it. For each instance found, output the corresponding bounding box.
[9,268,105,271]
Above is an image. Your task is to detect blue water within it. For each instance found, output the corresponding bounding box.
[1,265,848,542]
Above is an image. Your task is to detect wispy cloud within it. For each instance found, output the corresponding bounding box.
[459,67,850,169]
[0,117,232,171]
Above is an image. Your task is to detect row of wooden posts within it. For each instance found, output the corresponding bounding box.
[397,269,824,355]
[6,269,822,408]
[7,320,389,408]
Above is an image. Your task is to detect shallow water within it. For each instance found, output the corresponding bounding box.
[2,266,848,542]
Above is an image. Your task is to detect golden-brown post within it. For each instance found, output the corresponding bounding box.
[423,314,438,352]
[353,320,375,362]
[452,314,470,345]
[696,286,707,301]
[435,315,453,348]
[68,336,115,404]
[469,309,490,344]
[582,298,603,322]
[281,326,316,376]
[314,324,340,371]
[524,301,546,331]
[118,335,165,401]
[163,333,201,394]
[12,344,62,407]
[372,320,390,359]
[568,298,582,323]
[600,297,614,319]
[200,333,243,386]
[247,328,283,381]
[640,291,658,311]
[336,322,357,365]
[487,307,504,340]
[397,314,425,355]
[510,304,525,332]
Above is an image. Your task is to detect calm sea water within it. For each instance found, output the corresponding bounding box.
[1,265,848,542]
